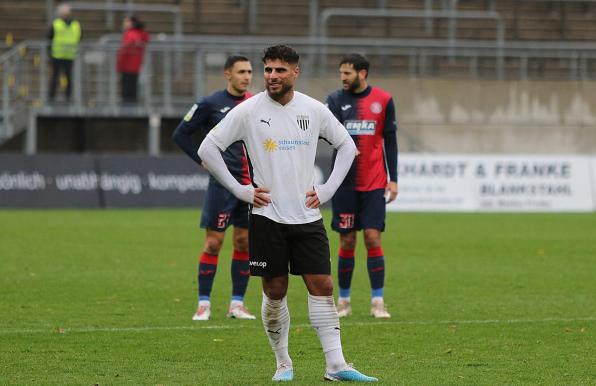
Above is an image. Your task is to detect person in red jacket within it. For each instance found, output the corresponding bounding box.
[116,16,149,103]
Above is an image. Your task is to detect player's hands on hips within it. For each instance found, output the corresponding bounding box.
[385,181,398,203]
[305,190,320,209]
[253,187,271,208]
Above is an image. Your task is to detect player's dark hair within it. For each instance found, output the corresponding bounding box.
[224,55,250,70]
[262,45,299,65]
[340,53,370,77]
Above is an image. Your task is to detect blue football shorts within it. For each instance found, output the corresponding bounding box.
[331,187,386,234]
[200,178,249,231]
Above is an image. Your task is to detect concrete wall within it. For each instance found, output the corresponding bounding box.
[108,73,596,155]
[3,77,595,155]
[297,77,596,154]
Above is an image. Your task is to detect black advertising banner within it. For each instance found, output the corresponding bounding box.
[0,154,333,208]
[0,154,101,208]
[96,155,209,208]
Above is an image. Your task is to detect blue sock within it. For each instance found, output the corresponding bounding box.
[231,250,250,301]
[198,252,218,301]
[367,247,385,298]
[338,248,355,298]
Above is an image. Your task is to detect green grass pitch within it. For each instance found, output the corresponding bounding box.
[0,210,594,385]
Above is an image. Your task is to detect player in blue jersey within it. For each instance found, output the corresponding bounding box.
[173,56,255,321]
[326,54,398,319]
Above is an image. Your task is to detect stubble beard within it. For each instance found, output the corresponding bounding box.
[267,82,292,102]
[347,77,361,92]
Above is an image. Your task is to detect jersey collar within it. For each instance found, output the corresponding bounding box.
[265,90,296,107]
[224,89,247,101]
[345,85,372,98]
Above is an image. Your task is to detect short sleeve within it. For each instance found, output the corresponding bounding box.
[206,105,247,151]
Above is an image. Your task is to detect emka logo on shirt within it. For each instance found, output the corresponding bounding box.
[345,120,376,136]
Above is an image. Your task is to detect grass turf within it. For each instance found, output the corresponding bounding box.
[0,210,594,385]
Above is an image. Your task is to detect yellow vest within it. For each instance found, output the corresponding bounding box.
[51,19,81,60]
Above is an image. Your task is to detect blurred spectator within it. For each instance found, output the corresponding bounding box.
[48,3,81,102]
[117,16,149,103]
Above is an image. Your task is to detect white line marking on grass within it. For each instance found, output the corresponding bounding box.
[346,316,596,327]
[1,316,594,335]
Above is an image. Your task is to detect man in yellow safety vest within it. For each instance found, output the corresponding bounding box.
[48,3,81,102]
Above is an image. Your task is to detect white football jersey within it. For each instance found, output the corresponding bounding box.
[207,91,349,224]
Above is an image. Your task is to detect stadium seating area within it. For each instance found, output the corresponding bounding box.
[2,0,596,43]
[2,1,595,82]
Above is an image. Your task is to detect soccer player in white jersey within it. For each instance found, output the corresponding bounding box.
[198,45,379,382]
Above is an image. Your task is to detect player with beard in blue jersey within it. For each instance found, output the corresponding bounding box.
[173,56,255,321]
[326,53,399,319]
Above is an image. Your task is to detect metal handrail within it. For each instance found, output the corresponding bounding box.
[96,33,596,52]
[319,8,505,43]
[318,8,505,77]
[2,35,596,152]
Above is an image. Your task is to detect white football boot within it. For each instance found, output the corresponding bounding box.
[192,305,211,321]
[370,298,391,319]
[226,304,256,320]
[336,299,352,318]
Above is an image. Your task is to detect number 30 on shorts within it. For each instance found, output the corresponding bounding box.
[339,213,355,229]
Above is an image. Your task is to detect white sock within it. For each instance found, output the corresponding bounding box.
[261,293,292,368]
[338,296,350,303]
[230,299,243,308]
[198,300,210,308]
[308,294,347,372]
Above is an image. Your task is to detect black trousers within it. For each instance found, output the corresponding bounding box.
[49,58,73,101]
[120,72,139,103]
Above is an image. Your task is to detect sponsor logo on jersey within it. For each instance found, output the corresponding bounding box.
[263,138,277,152]
[263,138,311,152]
[345,120,376,136]
[183,104,198,122]
[260,118,271,127]
[296,114,309,131]
[219,106,231,113]
[370,102,383,114]
[341,104,352,111]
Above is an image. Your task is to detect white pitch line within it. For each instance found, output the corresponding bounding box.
[1,316,594,335]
